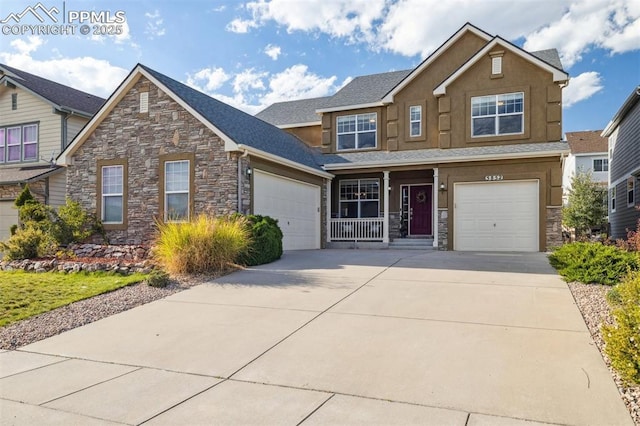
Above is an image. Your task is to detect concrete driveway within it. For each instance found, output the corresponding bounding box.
[0,250,633,425]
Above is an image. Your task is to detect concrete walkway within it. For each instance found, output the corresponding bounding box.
[0,250,633,425]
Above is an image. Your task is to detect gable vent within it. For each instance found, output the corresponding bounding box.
[492,56,502,75]
[140,92,149,113]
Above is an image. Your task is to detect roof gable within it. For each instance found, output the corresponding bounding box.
[434,37,568,96]
[565,130,608,154]
[256,96,330,127]
[60,64,329,177]
[0,64,104,116]
[602,86,640,137]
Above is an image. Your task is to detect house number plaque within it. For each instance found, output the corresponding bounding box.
[485,175,504,181]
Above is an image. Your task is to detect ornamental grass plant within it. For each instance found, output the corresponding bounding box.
[153,214,250,275]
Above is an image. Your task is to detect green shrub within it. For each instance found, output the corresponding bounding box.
[153,214,250,275]
[146,270,171,288]
[0,227,56,260]
[238,214,283,266]
[14,185,35,207]
[603,272,640,385]
[549,242,640,285]
[55,198,98,245]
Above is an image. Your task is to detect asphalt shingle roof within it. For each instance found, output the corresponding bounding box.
[530,49,564,71]
[140,65,325,172]
[256,96,329,126]
[319,69,412,109]
[565,130,607,154]
[0,64,105,115]
[321,142,570,167]
[0,165,63,184]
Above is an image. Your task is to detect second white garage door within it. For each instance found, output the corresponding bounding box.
[253,170,321,250]
[454,180,539,252]
[0,200,18,242]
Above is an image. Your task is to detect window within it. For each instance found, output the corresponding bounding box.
[409,106,422,137]
[593,158,608,172]
[101,165,124,224]
[0,123,38,163]
[337,113,377,150]
[339,179,379,218]
[11,93,17,110]
[628,177,635,207]
[471,92,523,137]
[165,160,190,221]
[611,187,616,212]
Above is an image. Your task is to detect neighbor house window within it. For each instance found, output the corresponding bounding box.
[409,106,422,137]
[0,123,38,163]
[593,158,608,172]
[11,93,17,110]
[165,160,190,221]
[628,177,635,207]
[611,187,616,212]
[101,165,124,224]
[337,113,377,150]
[339,179,379,218]
[471,92,523,137]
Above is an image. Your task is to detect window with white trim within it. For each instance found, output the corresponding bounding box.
[471,92,523,137]
[611,187,616,212]
[101,165,123,224]
[409,105,422,137]
[165,160,190,221]
[593,158,608,172]
[628,177,635,207]
[491,56,502,75]
[337,113,377,150]
[339,179,379,218]
[0,123,38,163]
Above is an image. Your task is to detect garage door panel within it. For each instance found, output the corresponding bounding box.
[0,201,19,242]
[454,180,539,252]
[253,170,320,250]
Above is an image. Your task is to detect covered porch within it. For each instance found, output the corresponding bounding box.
[326,168,441,248]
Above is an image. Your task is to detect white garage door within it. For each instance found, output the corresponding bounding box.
[253,170,321,250]
[454,180,539,252]
[0,201,19,242]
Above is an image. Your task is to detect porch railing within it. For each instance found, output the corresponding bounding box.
[330,217,384,241]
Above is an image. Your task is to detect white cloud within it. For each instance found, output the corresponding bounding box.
[211,6,226,12]
[563,71,603,107]
[226,18,258,33]
[144,9,166,38]
[264,44,281,60]
[262,64,338,105]
[0,37,127,98]
[186,67,230,91]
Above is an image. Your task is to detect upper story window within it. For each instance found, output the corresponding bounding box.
[611,187,616,212]
[339,178,380,218]
[11,93,17,110]
[101,165,124,224]
[628,177,635,207]
[471,92,523,137]
[165,160,190,222]
[409,106,422,137]
[337,113,377,150]
[0,123,38,163]
[593,158,608,172]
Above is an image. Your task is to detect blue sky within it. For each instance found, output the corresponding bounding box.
[1,0,638,134]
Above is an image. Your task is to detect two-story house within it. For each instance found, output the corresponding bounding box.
[562,130,608,204]
[603,85,640,240]
[258,23,569,251]
[0,64,104,240]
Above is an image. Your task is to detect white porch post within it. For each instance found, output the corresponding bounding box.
[383,170,390,244]
[433,167,439,248]
[326,178,332,243]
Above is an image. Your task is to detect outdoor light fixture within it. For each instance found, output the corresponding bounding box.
[439,182,447,192]
[246,167,252,176]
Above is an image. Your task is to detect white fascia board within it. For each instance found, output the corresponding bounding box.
[573,152,608,157]
[316,102,385,114]
[322,148,570,171]
[235,144,333,179]
[434,38,569,96]
[383,23,493,103]
[278,121,321,129]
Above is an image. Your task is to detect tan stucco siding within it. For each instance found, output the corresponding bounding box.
[285,125,321,147]
[0,86,61,168]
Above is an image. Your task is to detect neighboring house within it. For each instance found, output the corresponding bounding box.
[0,64,104,240]
[603,85,640,240]
[58,64,332,250]
[258,23,569,252]
[562,130,608,203]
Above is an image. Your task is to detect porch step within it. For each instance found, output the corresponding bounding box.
[389,238,434,250]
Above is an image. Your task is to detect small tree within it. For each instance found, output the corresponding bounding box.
[563,171,608,238]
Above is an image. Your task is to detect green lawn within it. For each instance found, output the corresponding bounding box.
[0,271,150,327]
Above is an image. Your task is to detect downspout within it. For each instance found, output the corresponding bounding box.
[237,150,249,214]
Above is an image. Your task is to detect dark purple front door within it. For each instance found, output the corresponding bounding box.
[409,185,432,235]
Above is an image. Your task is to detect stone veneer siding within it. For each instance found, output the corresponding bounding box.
[0,182,46,204]
[67,76,242,245]
[545,206,563,249]
[437,208,448,250]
